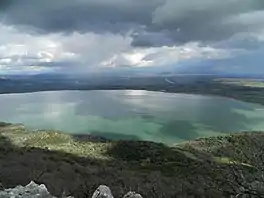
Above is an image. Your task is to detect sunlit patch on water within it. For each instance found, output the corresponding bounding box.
[124,90,148,96]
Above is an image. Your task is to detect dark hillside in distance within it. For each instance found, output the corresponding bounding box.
[1,75,264,107]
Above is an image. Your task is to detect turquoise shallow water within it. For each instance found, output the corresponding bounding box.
[0,90,264,145]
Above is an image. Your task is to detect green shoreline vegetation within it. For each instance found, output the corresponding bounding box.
[156,78,264,106]
[1,122,264,197]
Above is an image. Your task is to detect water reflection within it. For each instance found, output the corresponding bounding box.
[0,90,263,145]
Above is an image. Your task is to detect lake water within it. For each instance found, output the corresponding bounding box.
[0,90,264,145]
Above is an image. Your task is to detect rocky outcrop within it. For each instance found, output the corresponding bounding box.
[92,185,114,198]
[91,185,143,198]
[123,191,143,198]
[0,181,57,198]
[0,182,142,198]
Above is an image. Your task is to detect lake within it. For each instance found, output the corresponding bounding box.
[0,90,264,145]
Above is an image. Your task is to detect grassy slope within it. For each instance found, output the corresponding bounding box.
[0,122,264,197]
[216,78,264,88]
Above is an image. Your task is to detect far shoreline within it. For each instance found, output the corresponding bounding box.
[0,87,264,107]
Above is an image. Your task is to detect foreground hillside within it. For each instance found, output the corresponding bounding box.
[0,122,264,197]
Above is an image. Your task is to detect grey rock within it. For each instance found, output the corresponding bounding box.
[92,185,114,198]
[0,181,55,198]
[0,183,143,198]
[123,191,143,198]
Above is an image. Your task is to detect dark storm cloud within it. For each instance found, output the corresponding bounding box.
[1,0,264,47]
[149,0,264,44]
[1,0,160,33]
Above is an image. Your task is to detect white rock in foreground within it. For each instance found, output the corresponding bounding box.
[0,181,55,198]
[0,182,142,198]
[123,192,143,198]
[92,185,114,198]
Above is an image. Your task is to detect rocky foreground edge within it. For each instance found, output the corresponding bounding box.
[0,181,142,198]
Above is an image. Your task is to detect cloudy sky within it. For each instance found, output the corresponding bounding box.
[0,0,263,75]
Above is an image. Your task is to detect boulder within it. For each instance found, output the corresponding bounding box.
[123,191,143,198]
[0,182,142,198]
[0,181,55,198]
[92,185,114,198]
